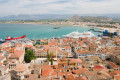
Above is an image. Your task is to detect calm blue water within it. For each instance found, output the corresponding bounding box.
[0,23,100,44]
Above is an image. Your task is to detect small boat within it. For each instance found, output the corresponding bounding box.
[5,35,26,41]
[0,39,5,43]
[53,27,61,29]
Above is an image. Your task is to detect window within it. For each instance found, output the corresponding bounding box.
[24,75,29,78]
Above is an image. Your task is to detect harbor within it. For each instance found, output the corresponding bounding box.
[88,27,103,32]
[0,24,101,40]
[88,27,120,37]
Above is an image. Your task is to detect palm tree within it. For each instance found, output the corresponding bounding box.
[47,52,54,65]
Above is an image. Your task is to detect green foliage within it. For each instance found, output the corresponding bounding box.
[42,42,48,45]
[33,41,36,46]
[106,57,111,61]
[24,48,36,63]
[47,52,54,65]
[3,60,7,64]
[35,42,48,46]
[36,41,40,45]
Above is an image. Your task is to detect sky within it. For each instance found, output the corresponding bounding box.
[0,0,120,16]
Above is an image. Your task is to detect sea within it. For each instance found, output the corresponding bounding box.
[0,23,101,44]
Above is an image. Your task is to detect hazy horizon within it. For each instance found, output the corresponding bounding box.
[0,0,120,16]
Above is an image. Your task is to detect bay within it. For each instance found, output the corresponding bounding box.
[0,23,100,43]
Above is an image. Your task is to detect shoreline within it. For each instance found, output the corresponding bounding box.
[96,27,120,32]
[0,21,94,28]
[0,21,120,32]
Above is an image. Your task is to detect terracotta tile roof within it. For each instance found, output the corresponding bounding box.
[48,42,59,46]
[94,65,105,70]
[9,50,24,59]
[63,39,68,42]
[93,65,108,72]
[57,59,67,65]
[42,65,57,77]
[58,72,64,76]
[115,71,120,75]
[114,75,120,80]
[70,59,82,63]
[54,69,60,72]
[42,69,56,77]
[84,70,112,80]
[14,64,28,72]
[76,50,96,55]
[65,74,75,80]
[24,45,33,48]
[78,41,84,44]
[109,62,119,68]
[1,42,10,47]
[19,44,23,47]
[72,68,88,75]
[73,76,87,80]
[52,65,58,69]
[63,46,71,49]
[109,72,115,78]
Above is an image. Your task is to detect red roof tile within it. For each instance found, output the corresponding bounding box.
[14,64,28,72]
[109,62,119,68]
[42,65,57,77]
[70,59,82,63]
[114,75,120,80]
[9,50,24,59]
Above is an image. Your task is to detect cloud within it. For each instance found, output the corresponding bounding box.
[0,0,120,16]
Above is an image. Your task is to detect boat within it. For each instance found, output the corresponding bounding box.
[5,35,26,41]
[101,30,118,37]
[0,39,5,43]
[53,27,61,29]
[63,31,95,38]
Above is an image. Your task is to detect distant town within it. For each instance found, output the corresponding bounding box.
[0,15,120,32]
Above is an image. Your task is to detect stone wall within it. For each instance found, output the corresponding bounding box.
[0,73,11,80]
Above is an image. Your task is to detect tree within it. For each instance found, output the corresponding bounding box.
[24,48,36,63]
[106,57,111,61]
[47,52,54,65]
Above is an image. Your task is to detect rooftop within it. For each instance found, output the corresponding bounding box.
[9,50,24,59]
[14,64,28,72]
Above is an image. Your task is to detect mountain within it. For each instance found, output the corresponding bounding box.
[68,15,114,22]
[0,14,73,21]
[0,14,120,21]
[68,15,81,21]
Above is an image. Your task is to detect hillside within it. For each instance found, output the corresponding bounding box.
[68,15,114,23]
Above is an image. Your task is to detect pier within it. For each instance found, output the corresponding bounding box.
[88,27,103,33]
